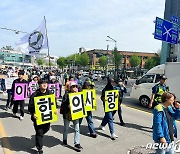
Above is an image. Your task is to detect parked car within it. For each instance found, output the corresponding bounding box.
[92,74,98,81]
[82,72,89,77]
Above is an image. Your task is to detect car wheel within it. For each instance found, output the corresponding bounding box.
[139,96,150,107]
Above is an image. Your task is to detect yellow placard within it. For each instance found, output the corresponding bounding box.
[105,90,119,112]
[69,92,87,120]
[34,94,58,125]
[83,89,97,111]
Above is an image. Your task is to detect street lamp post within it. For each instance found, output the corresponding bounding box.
[107,36,117,48]
[106,35,117,79]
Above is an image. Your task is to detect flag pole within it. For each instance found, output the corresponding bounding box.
[44,16,50,71]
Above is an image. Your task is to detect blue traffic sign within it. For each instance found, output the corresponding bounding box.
[154,17,179,44]
[171,15,179,23]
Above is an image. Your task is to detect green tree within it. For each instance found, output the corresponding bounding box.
[79,53,89,67]
[144,54,160,70]
[57,57,67,69]
[112,47,122,79]
[99,55,107,70]
[129,54,141,67]
[49,62,54,66]
[37,58,44,66]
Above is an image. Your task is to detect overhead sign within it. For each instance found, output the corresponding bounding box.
[154,17,179,44]
[171,15,179,23]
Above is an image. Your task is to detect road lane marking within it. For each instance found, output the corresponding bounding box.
[0,119,12,154]
[122,104,152,115]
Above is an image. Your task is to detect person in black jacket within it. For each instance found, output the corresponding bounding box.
[60,81,82,152]
[99,78,118,140]
[12,70,28,120]
[28,79,56,154]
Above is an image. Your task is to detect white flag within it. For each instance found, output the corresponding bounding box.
[16,19,48,54]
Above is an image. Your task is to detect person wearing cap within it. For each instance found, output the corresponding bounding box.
[11,70,28,120]
[65,75,77,92]
[28,75,39,96]
[63,70,70,85]
[60,81,82,151]
[85,72,95,88]
[79,81,97,138]
[99,78,119,140]
[149,75,168,109]
[113,80,127,126]
[75,73,83,91]
[28,78,57,154]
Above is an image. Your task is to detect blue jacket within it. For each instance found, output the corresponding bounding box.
[153,104,180,143]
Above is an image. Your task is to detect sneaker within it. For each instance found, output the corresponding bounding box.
[90,133,97,138]
[19,116,24,121]
[63,140,67,146]
[120,122,125,126]
[74,144,83,152]
[4,107,8,111]
[13,113,16,117]
[38,149,43,154]
[111,133,118,140]
[99,125,105,131]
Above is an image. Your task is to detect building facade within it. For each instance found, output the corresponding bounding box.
[161,0,180,64]
[81,49,156,70]
[0,49,34,67]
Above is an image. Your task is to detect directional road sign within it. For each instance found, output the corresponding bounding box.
[154,17,179,44]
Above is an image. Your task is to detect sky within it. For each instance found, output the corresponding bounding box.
[0,0,165,57]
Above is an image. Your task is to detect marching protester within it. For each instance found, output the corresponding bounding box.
[65,75,77,92]
[113,80,127,126]
[99,78,118,140]
[28,75,39,96]
[63,69,70,85]
[28,78,57,154]
[149,75,168,109]
[12,70,28,120]
[60,81,82,152]
[152,92,180,154]
[4,73,18,111]
[85,72,95,88]
[79,81,97,138]
[75,72,83,92]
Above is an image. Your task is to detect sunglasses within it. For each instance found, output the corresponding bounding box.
[71,85,77,88]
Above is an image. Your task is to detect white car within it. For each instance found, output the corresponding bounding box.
[82,72,89,77]
[92,74,98,81]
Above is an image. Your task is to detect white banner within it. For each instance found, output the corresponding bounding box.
[16,18,48,54]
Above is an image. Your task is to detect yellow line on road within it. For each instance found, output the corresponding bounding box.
[122,104,152,115]
[0,119,12,154]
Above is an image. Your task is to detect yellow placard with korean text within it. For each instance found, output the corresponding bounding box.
[34,94,58,125]
[69,92,87,120]
[83,89,97,111]
[105,90,118,112]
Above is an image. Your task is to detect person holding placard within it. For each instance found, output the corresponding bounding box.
[79,81,97,138]
[60,81,82,152]
[28,75,39,96]
[99,78,118,140]
[28,79,57,154]
[4,73,18,111]
[12,70,28,120]
[113,80,127,126]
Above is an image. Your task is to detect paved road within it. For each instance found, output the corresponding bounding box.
[0,83,179,154]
